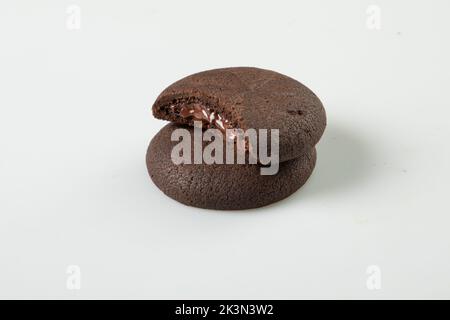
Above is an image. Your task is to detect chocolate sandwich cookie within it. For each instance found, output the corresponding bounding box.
[146,123,316,210]
[152,67,326,162]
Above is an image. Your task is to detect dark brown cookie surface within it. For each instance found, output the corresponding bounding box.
[152,67,326,162]
[146,123,317,210]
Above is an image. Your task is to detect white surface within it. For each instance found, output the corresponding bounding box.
[1,0,450,299]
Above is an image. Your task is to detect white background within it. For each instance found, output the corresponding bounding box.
[1,0,449,299]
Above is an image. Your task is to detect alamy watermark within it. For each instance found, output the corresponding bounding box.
[66,5,81,30]
[366,5,381,30]
[66,265,81,290]
[366,265,381,290]
[171,121,279,175]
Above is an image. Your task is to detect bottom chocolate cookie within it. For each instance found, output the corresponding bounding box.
[146,123,316,210]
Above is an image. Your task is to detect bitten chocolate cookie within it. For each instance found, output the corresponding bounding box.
[152,67,326,162]
[146,123,317,210]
